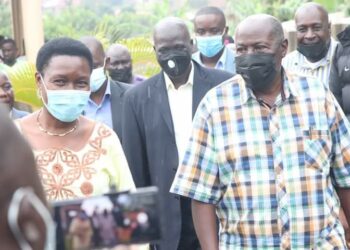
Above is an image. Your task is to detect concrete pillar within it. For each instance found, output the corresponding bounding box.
[287,30,297,53]
[20,0,44,63]
[332,23,346,40]
[11,0,44,63]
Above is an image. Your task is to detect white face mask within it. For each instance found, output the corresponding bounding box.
[90,65,107,92]
[7,187,56,250]
[40,75,90,123]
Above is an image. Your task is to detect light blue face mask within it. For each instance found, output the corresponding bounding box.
[8,187,56,250]
[196,35,224,58]
[90,66,107,92]
[40,75,90,122]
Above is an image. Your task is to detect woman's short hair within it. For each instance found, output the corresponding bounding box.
[36,37,93,75]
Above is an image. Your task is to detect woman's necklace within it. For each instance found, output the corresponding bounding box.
[36,109,78,137]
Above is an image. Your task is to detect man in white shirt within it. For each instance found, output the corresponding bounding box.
[121,17,233,250]
[282,2,337,86]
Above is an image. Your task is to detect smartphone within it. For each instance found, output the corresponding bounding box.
[52,186,161,250]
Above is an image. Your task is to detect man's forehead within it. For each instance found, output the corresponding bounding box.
[2,42,16,49]
[154,19,189,44]
[154,31,189,47]
[194,13,224,27]
[295,6,327,25]
[108,49,130,59]
[236,26,274,43]
[110,53,131,62]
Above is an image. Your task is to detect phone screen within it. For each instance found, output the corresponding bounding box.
[53,187,161,250]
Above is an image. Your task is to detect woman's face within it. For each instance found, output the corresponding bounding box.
[36,55,91,103]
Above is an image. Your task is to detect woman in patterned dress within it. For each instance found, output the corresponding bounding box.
[15,37,135,202]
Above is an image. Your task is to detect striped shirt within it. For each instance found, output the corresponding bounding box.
[282,39,338,86]
[170,72,350,249]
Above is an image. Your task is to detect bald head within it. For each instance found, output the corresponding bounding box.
[294,2,330,61]
[79,36,105,68]
[234,14,288,84]
[295,2,329,24]
[106,44,131,60]
[235,14,284,48]
[153,17,193,81]
[105,44,133,83]
[153,17,191,45]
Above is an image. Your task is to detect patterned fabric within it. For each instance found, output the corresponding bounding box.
[171,72,350,249]
[33,122,135,201]
[282,38,338,87]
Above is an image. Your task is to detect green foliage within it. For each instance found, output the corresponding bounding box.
[43,7,99,40]
[43,0,191,42]
[0,0,12,37]
[118,37,160,77]
[226,0,349,30]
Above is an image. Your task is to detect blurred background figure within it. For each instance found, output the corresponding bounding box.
[0,71,29,119]
[69,210,93,249]
[330,25,350,120]
[282,2,337,86]
[122,16,233,250]
[0,38,24,67]
[105,44,146,84]
[0,105,55,250]
[192,6,236,74]
[80,36,130,139]
[98,209,117,246]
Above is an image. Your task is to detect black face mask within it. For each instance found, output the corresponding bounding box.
[108,67,133,83]
[235,53,277,92]
[297,40,330,62]
[157,49,192,78]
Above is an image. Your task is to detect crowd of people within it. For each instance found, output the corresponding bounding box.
[1,2,350,250]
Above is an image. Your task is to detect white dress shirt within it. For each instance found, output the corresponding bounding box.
[164,63,194,160]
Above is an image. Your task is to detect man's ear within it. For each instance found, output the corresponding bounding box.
[104,57,110,69]
[280,38,289,58]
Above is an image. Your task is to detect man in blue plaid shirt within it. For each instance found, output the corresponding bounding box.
[171,14,350,249]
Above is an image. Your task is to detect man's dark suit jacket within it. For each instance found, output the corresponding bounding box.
[109,79,130,139]
[122,61,233,250]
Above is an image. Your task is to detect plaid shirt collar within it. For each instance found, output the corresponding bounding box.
[240,69,299,105]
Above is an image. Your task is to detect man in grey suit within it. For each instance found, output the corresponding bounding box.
[122,17,233,250]
[80,36,129,139]
[0,71,29,119]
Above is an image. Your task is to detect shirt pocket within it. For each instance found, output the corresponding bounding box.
[303,128,331,173]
